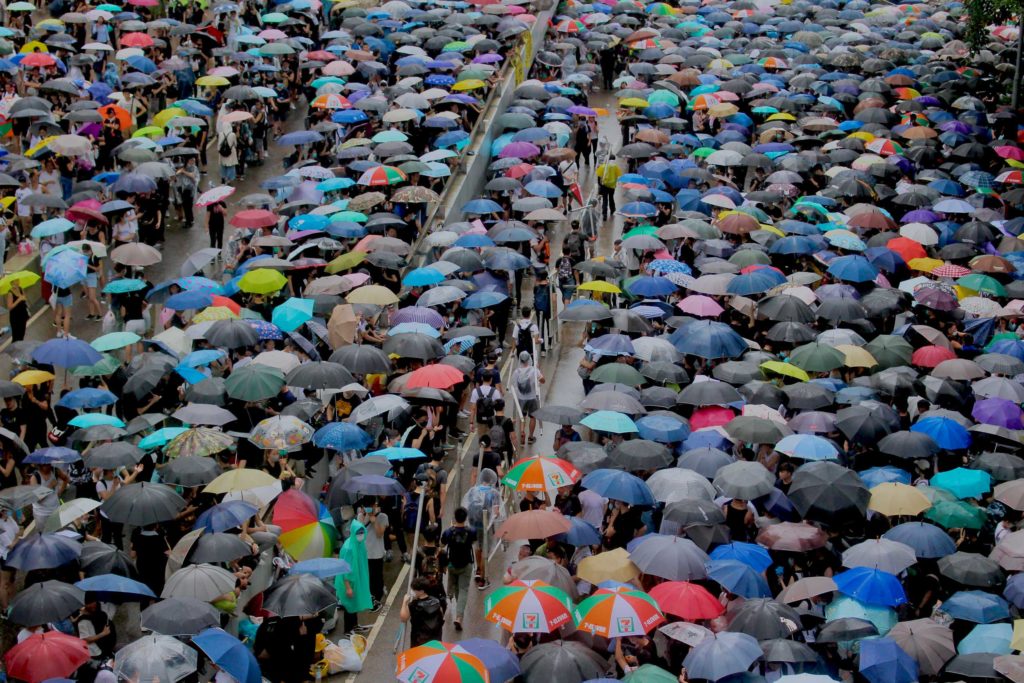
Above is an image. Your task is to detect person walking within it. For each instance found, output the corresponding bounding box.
[510,351,545,446]
[440,507,476,632]
[206,199,226,250]
[595,153,622,221]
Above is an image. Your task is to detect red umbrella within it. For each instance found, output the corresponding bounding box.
[756,522,828,551]
[66,200,108,224]
[690,406,735,430]
[230,209,279,229]
[21,52,56,68]
[211,295,241,314]
[649,581,725,620]
[4,632,90,683]
[120,31,154,47]
[911,345,956,368]
[495,510,571,541]
[885,237,928,262]
[406,364,465,390]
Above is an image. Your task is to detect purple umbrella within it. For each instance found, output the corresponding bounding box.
[914,287,959,311]
[390,306,444,328]
[498,141,541,159]
[972,397,1024,429]
[902,209,941,223]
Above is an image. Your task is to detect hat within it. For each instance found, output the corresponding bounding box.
[519,351,531,364]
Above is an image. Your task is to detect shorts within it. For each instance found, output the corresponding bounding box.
[55,294,72,307]
[559,284,576,299]
[124,319,146,336]
[521,398,540,415]
[85,273,98,289]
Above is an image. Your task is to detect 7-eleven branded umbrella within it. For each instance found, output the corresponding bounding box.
[501,455,581,492]
[358,165,407,186]
[485,579,573,634]
[272,488,336,560]
[397,641,489,683]
[573,586,665,638]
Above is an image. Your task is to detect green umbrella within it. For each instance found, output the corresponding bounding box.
[623,225,658,239]
[224,364,285,402]
[590,363,646,386]
[260,42,295,55]
[71,354,122,377]
[789,342,846,373]
[624,665,677,683]
[91,331,141,352]
[261,11,287,22]
[957,274,1006,297]
[925,500,987,530]
[864,335,914,369]
[724,415,792,444]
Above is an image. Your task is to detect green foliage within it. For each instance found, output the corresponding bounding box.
[965,0,1024,49]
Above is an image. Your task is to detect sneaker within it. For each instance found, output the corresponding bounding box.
[353,624,373,634]
[371,600,383,613]
[457,410,470,419]
[401,553,411,563]
[385,550,393,563]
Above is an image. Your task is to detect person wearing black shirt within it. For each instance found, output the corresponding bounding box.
[471,434,502,485]
[400,576,444,646]
[207,200,226,249]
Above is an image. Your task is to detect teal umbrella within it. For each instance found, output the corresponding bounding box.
[930,468,992,500]
[224,364,285,402]
[91,331,142,352]
[789,342,846,373]
[71,354,122,377]
[825,596,898,636]
[103,278,147,294]
[271,297,314,333]
[69,414,125,429]
[138,427,189,450]
[579,410,639,434]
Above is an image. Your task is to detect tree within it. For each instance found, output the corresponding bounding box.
[965,0,1024,107]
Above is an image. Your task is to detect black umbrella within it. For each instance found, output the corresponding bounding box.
[878,430,939,459]
[205,319,260,348]
[101,482,186,526]
[758,295,815,322]
[519,641,608,682]
[788,461,869,522]
[140,596,221,636]
[328,344,391,374]
[80,540,137,577]
[263,573,337,617]
[971,452,1024,482]
[679,379,742,406]
[740,381,785,406]
[760,638,820,666]
[817,617,878,642]
[714,460,776,499]
[726,599,801,640]
[664,498,726,526]
[558,441,615,474]
[612,440,673,471]
[190,533,253,564]
[945,653,999,679]
[382,333,444,360]
[160,456,221,487]
[937,551,1004,588]
[285,361,355,390]
[678,447,734,479]
[87,442,145,469]
[0,484,50,510]
[766,321,817,343]
[185,377,227,405]
[782,383,835,410]
[8,580,84,626]
[535,405,585,426]
[836,404,896,444]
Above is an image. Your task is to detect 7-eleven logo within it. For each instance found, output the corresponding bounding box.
[409,667,429,683]
[522,613,540,630]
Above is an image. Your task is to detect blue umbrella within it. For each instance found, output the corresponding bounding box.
[68,414,124,428]
[883,522,957,559]
[581,468,655,505]
[367,447,424,461]
[30,217,76,239]
[774,434,838,461]
[272,297,314,332]
[112,172,158,194]
[460,638,521,683]
[342,474,405,496]
[683,632,763,681]
[554,517,602,546]
[277,130,324,146]
[524,180,563,198]
[827,255,879,283]
[23,447,80,465]
[33,338,103,368]
[483,249,531,271]
[462,291,509,309]
[388,323,441,338]
[958,623,1012,655]
[56,388,118,409]
[769,235,822,255]
[313,422,373,451]
[865,247,905,272]
[290,557,352,579]
[402,267,446,287]
[5,533,81,571]
[619,201,658,217]
[454,234,495,248]
[174,99,214,116]
[103,278,148,294]
[138,427,190,450]
[705,558,772,598]
[74,574,156,599]
[43,249,87,288]
[860,637,918,683]
[1004,573,1024,608]
[588,333,636,356]
[834,567,907,607]
[194,501,260,533]
[180,349,226,368]
[192,628,262,683]
[579,411,639,434]
[726,268,787,295]
[911,417,971,450]
[636,415,690,443]
[930,467,991,499]
[165,290,215,310]
[670,320,748,359]
[940,590,1010,623]
[858,466,911,488]
[626,276,677,297]
[709,542,773,571]
[461,198,503,214]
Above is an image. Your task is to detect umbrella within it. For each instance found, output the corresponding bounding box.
[683,632,763,681]
[573,586,665,638]
[3,632,90,683]
[6,533,82,571]
[883,521,958,558]
[581,469,654,505]
[192,628,261,683]
[140,597,222,636]
[888,618,956,676]
[262,572,337,617]
[519,641,607,682]
[8,580,84,626]
[101,482,185,525]
[484,579,573,633]
[834,567,907,607]
[648,581,725,620]
[113,635,198,683]
[860,637,918,683]
[460,639,521,683]
[706,559,772,598]
[272,488,336,560]
[162,563,237,601]
[713,460,775,499]
[842,539,918,574]
[938,551,1003,587]
[789,461,870,521]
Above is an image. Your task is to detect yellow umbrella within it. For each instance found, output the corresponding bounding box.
[238,268,287,294]
[325,251,366,273]
[132,125,164,138]
[1013,620,1024,652]
[766,112,796,121]
[908,257,944,272]
[152,107,186,128]
[13,369,55,386]
[578,280,621,294]
[835,344,878,368]
[868,483,932,516]
[576,548,639,584]
[618,97,649,108]
[25,135,57,158]
[346,284,399,306]
[19,40,48,54]
[192,306,240,323]
[204,468,278,494]
[0,197,15,211]
[340,138,372,149]
[847,131,876,142]
[760,360,809,381]
[195,75,230,87]
[759,224,785,237]
[0,270,40,295]
[451,79,486,91]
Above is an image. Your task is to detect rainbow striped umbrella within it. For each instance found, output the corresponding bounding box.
[272,489,336,560]
[573,586,665,638]
[396,641,489,683]
[357,165,406,187]
[501,456,581,492]
[485,580,573,634]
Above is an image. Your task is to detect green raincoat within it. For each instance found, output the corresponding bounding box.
[335,519,372,613]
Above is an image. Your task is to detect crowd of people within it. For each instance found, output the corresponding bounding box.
[1,0,1024,680]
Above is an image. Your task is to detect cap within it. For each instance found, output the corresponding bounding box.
[519,350,531,363]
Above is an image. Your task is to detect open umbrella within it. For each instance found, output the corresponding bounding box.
[140,597,221,636]
[8,580,84,626]
[272,488,336,560]
[573,586,664,638]
[114,635,198,683]
[192,628,261,683]
[484,579,573,633]
[4,632,90,683]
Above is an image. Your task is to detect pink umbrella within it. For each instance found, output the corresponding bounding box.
[258,28,288,40]
[499,141,541,159]
[353,235,379,253]
[678,295,724,318]
[196,185,236,207]
[691,407,735,430]
[323,61,355,77]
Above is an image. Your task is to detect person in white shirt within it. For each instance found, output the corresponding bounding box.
[510,351,544,445]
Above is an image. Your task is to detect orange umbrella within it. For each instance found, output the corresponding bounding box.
[98,104,131,131]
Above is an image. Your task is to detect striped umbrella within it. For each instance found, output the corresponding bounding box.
[573,586,665,637]
[484,580,573,633]
[272,489,336,560]
[501,456,581,492]
[357,165,407,186]
[396,641,489,683]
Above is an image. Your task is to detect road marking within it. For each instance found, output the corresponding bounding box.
[343,563,409,683]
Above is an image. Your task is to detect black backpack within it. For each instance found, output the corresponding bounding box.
[475,386,496,425]
[218,134,232,158]
[515,321,534,356]
[565,231,584,259]
[445,526,474,568]
[409,596,443,642]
